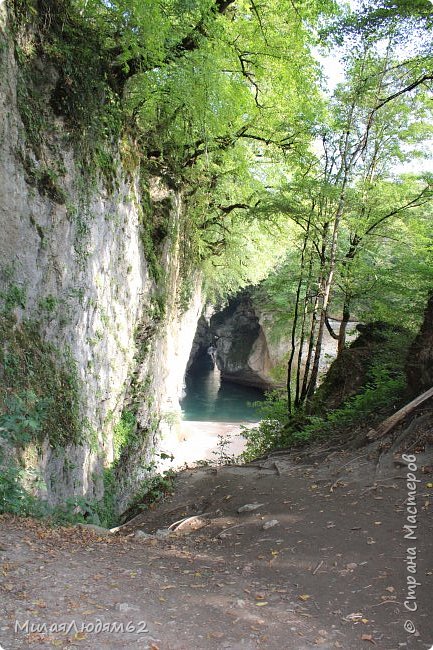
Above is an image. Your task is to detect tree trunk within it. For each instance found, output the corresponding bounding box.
[338,301,350,353]
[300,294,319,403]
[306,186,346,398]
[287,224,311,415]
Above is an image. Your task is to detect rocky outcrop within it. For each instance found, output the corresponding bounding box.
[309,322,408,413]
[406,292,433,394]
[203,289,360,391]
[210,293,274,389]
[0,7,203,512]
[186,313,214,373]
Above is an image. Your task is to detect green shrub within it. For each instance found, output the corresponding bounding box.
[0,450,48,517]
[240,389,290,461]
[241,329,409,460]
[113,410,137,462]
[119,465,176,524]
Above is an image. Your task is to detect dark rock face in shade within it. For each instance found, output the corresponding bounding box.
[406,293,433,394]
[309,322,408,413]
[210,292,273,389]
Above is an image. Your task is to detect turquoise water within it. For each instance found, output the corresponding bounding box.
[180,366,265,422]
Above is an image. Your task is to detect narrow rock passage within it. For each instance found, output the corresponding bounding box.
[1,447,432,650]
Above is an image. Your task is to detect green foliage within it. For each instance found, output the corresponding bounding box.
[0,390,50,446]
[120,0,331,168]
[240,390,289,461]
[0,449,117,527]
[94,468,118,528]
[0,316,82,448]
[49,496,101,526]
[0,455,48,517]
[113,410,136,462]
[48,469,117,528]
[119,465,176,522]
[241,329,410,459]
[38,295,59,315]
[137,187,168,285]
[15,65,47,155]
[12,0,122,185]
[212,433,238,465]
[0,284,26,313]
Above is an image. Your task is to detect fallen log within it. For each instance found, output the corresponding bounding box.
[367,386,433,441]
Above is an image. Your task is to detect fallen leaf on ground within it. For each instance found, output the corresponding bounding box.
[361,634,376,644]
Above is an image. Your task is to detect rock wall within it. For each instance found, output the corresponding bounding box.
[210,293,275,389]
[0,6,203,511]
[205,290,359,392]
[186,313,214,374]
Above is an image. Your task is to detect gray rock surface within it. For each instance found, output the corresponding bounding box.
[211,293,274,389]
[0,7,203,511]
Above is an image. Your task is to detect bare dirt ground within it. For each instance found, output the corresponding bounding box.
[1,442,432,650]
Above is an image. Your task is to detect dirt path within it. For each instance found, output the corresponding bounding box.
[1,446,432,650]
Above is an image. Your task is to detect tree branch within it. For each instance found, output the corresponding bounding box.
[218,202,257,214]
[325,315,339,340]
[375,73,433,112]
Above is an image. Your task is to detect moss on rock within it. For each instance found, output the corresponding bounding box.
[0,314,82,449]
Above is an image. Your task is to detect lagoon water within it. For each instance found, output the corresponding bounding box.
[180,364,265,422]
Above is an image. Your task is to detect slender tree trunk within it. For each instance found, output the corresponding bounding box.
[337,300,350,353]
[295,252,314,407]
[300,218,329,404]
[305,291,326,399]
[306,181,348,398]
[287,282,301,415]
[287,221,311,415]
[300,292,319,402]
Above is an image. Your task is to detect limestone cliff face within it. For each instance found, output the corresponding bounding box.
[0,6,202,511]
[206,290,359,391]
[210,293,276,389]
[186,314,214,374]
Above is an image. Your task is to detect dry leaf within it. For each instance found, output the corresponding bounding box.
[361,634,376,644]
